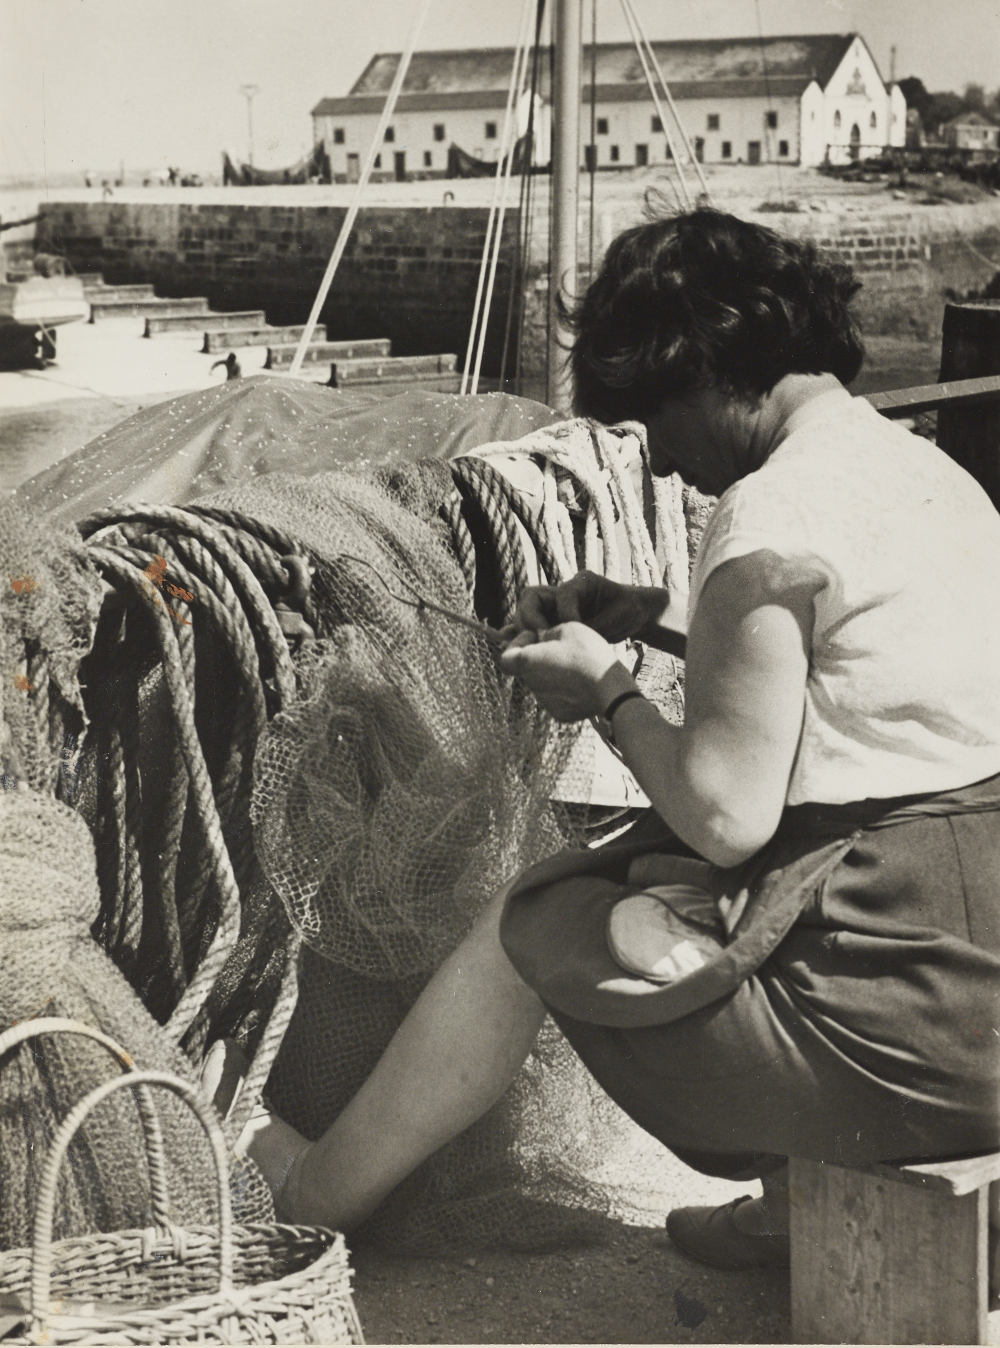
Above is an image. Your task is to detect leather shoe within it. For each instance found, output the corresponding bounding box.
[666,1196,790,1271]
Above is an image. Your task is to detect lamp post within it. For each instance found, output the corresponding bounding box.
[240,84,259,166]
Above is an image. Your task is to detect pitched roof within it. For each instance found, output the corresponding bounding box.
[310,73,814,119]
[942,109,999,128]
[344,34,858,99]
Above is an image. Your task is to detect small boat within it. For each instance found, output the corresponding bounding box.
[0,273,89,331]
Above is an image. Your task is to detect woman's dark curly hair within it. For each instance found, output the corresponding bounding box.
[564,208,865,423]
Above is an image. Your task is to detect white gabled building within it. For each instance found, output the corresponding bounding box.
[312,33,905,181]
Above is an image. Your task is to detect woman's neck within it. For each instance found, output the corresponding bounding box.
[747,373,845,467]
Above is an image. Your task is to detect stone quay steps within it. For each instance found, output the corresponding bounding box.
[76,271,105,287]
[89,295,210,322]
[144,309,266,337]
[84,282,156,303]
[202,324,321,354]
[330,353,457,386]
[265,337,392,370]
[328,369,462,395]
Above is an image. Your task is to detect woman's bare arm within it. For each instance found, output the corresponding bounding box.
[608,550,814,865]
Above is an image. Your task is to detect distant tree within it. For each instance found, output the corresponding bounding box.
[924,90,967,134]
[898,76,931,123]
[963,83,986,112]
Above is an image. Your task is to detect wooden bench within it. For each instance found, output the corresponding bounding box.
[789,1152,1000,1344]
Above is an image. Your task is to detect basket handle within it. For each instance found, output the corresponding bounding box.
[29,1070,234,1336]
[0,1017,172,1227]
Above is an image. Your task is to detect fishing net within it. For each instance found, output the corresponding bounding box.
[196,463,630,1250]
[7,389,715,1255]
[189,426,712,1251]
[0,496,102,796]
[0,496,274,1248]
[204,462,577,977]
[0,788,274,1249]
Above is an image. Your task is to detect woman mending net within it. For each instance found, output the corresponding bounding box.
[229,208,1000,1272]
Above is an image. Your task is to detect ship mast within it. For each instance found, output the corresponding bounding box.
[547,0,582,412]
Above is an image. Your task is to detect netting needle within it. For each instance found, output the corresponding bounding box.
[337,553,509,649]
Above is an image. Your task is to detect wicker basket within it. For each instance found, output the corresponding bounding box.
[0,1021,363,1345]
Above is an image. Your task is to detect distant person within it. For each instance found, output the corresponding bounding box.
[83,171,92,188]
[101,181,113,200]
[167,166,178,186]
[211,351,242,382]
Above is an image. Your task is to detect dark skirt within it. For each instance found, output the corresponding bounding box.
[500,774,1000,1177]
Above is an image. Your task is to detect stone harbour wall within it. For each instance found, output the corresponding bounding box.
[37,195,1000,399]
[38,200,518,368]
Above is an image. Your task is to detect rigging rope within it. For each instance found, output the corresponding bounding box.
[286,0,434,378]
[620,0,712,205]
[461,0,536,396]
[615,0,692,209]
[754,0,786,207]
[587,0,598,276]
[498,0,546,394]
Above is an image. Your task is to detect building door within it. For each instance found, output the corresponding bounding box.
[694,137,705,163]
[394,151,407,181]
[584,144,597,172]
[635,143,648,167]
[849,124,861,161]
[346,153,360,183]
[747,140,761,164]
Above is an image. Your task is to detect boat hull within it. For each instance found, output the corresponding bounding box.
[0,276,89,329]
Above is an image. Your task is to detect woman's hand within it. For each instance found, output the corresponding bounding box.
[504,571,671,644]
[499,622,623,722]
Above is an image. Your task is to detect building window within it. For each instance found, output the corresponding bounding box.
[433,123,446,142]
[485,121,497,139]
[765,110,778,129]
[609,144,620,162]
[869,111,877,129]
[651,115,662,132]
[374,153,382,168]
[721,140,732,158]
[384,126,395,143]
[333,127,345,145]
[779,139,789,156]
[707,113,719,130]
[834,110,842,129]
[596,117,609,135]
[423,150,432,167]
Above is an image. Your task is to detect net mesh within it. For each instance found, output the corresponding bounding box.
[207,465,579,980]
[191,445,707,1251]
[4,385,716,1255]
[0,496,102,795]
[0,784,275,1251]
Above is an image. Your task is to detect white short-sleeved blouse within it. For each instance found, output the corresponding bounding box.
[689,386,1000,805]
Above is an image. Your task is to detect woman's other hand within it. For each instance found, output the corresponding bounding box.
[499,622,625,722]
[504,571,671,644]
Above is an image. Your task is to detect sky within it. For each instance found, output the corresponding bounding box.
[2,0,999,181]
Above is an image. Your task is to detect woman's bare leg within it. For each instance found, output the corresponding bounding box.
[251,886,546,1231]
